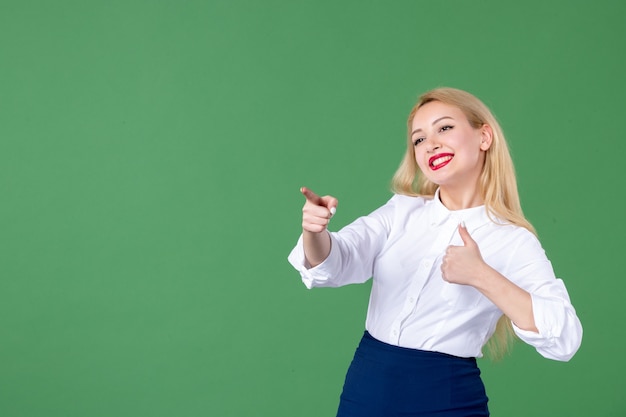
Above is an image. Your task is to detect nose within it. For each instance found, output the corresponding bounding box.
[426,142,441,154]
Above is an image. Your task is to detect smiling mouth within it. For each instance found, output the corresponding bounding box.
[429,153,454,170]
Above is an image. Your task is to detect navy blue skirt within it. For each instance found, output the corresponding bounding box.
[336,331,489,417]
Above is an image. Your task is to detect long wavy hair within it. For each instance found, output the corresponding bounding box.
[391,87,536,360]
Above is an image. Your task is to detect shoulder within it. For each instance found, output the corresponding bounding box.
[388,193,431,209]
[364,194,430,229]
[484,220,546,257]
[378,193,432,219]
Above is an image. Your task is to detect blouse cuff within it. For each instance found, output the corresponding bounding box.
[514,293,564,343]
[511,292,584,362]
[287,234,340,289]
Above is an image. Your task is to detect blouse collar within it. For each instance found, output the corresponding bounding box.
[428,188,493,232]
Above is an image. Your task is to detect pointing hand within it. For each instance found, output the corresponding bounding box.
[300,187,338,233]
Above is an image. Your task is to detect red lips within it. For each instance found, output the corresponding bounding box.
[428,153,454,170]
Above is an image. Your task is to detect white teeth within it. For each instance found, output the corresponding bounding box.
[431,156,452,167]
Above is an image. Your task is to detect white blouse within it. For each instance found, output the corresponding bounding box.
[288,191,582,360]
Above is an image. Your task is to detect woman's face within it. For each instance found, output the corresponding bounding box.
[410,100,492,190]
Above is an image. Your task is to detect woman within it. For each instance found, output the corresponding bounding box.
[287,87,582,416]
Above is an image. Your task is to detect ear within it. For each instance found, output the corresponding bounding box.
[479,124,493,151]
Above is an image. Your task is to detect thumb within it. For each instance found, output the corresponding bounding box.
[458,222,475,246]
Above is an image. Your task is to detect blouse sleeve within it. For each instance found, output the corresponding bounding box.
[287,195,398,289]
[506,233,583,361]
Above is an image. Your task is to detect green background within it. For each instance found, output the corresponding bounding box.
[1,1,624,416]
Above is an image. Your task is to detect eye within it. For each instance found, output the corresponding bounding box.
[439,125,453,132]
[413,137,425,146]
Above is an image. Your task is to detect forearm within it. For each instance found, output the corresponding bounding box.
[303,230,332,268]
[474,264,539,333]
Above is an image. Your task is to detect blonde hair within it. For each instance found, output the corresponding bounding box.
[391,87,535,360]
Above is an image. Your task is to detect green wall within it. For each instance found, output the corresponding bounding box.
[1,1,624,416]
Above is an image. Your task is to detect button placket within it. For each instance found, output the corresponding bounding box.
[388,221,457,344]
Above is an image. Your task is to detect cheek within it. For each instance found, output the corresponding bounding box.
[413,147,421,162]
[414,148,428,171]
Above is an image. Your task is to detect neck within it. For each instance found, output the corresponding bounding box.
[438,185,484,210]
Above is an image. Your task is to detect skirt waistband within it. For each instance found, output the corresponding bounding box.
[359,331,476,366]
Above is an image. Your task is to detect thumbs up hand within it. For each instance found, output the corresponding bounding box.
[301,187,338,233]
[441,223,487,286]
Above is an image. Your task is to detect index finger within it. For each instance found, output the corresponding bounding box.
[300,186,322,205]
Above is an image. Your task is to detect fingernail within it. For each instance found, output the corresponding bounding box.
[460,221,466,228]
[330,207,337,217]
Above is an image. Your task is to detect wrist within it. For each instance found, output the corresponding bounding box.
[472,261,495,291]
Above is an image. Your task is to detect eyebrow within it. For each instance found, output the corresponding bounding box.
[411,116,454,136]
